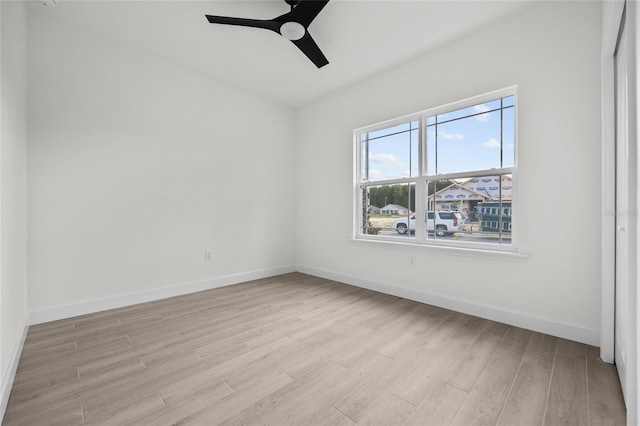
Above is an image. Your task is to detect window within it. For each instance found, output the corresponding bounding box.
[355,87,517,251]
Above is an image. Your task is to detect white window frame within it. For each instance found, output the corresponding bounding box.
[353,86,521,255]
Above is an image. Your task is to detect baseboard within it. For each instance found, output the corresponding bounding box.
[27,262,600,344]
[296,264,600,346]
[1,316,29,423]
[29,265,296,325]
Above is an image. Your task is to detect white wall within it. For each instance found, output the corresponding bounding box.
[296,1,603,342]
[27,15,296,312]
[0,0,29,416]
[22,0,604,339]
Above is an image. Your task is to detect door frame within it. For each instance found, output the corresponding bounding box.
[601,0,623,366]
[601,0,638,423]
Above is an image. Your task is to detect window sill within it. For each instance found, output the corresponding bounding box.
[350,236,529,263]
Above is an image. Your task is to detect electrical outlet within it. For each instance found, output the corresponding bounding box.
[408,256,416,268]
[204,250,212,261]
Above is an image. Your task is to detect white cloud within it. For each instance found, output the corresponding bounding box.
[483,138,500,149]
[370,153,404,168]
[368,169,382,179]
[474,104,490,121]
[438,131,464,140]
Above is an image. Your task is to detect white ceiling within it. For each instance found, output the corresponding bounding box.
[29,0,535,107]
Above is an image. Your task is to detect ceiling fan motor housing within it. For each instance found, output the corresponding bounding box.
[280,21,306,40]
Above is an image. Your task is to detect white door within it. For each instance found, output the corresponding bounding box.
[615,11,630,404]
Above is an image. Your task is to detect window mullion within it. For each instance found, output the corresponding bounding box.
[364,135,369,181]
[412,119,423,242]
[360,177,419,187]
[415,180,426,242]
[424,167,515,182]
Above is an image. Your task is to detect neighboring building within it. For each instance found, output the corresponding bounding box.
[379,204,409,215]
[463,175,513,200]
[368,205,381,214]
[428,175,513,219]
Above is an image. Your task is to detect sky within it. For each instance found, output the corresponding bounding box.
[363,96,515,182]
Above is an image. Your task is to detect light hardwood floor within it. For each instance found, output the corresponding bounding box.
[3,273,626,425]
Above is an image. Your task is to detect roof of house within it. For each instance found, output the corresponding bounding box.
[428,176,514,201]
[380,204,408,210]
[427,183,489,201]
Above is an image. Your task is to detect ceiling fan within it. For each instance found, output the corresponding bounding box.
[205,0,330,68]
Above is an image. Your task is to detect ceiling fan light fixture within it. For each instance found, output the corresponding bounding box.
[280,21,305,41]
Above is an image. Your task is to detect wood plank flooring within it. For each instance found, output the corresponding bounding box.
[3,273,626,425]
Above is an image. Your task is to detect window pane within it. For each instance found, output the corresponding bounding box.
[410,127,419,177]
[364,121,419,181]
[362,183,416,237]
[361,139,367,180]
[367,122,410,140]
[475,192,512,245]
[426,126,436,175]
[426,174,513,244]
[434,110,502,174]
[503,96,515,107]
[426,179,462,240]
[502,106,515,167]
[426,96,515,175]
[436,99,501,124]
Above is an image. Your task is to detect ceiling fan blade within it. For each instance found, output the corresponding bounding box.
[288,0,329,28]
[291,31,329,68]
[205,15,280,33]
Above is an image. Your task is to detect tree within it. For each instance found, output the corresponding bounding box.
[369,184,416,212]
[427,179,455,196]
